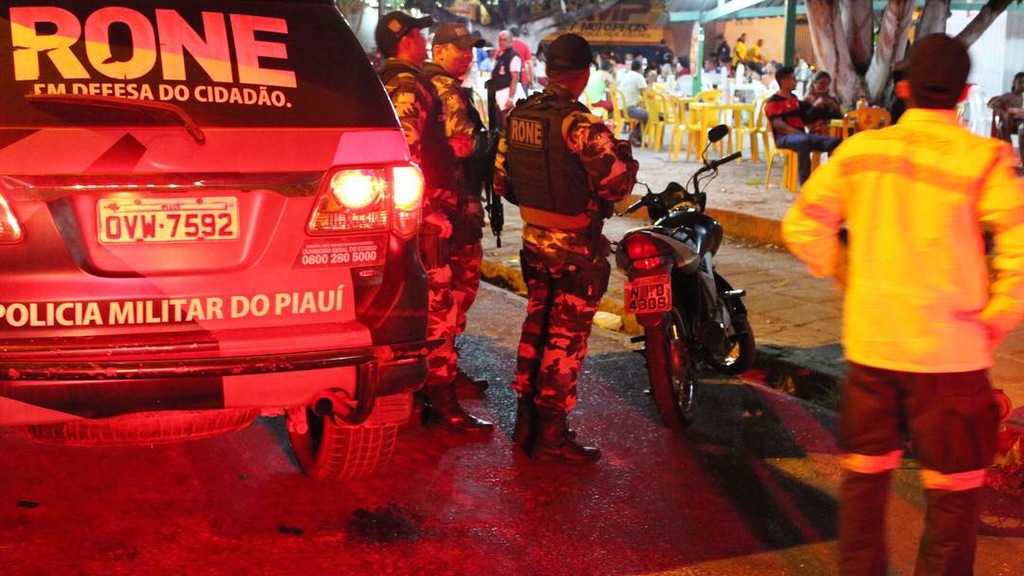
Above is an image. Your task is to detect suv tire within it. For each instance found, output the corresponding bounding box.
[22,409,260,446]
[288,407,398,481]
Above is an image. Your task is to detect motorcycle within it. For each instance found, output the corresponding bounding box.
[616,124,756,429]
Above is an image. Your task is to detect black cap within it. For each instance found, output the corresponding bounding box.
[433,23,484,49]
[908,33,970,109]
[375,11,434,57]
[546,33,592,72]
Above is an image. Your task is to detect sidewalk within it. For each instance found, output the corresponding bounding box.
[478,146,1024,420]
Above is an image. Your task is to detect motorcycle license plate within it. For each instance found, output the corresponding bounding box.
[624,275,672,314]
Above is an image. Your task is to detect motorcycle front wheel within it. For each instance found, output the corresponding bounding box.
[644,308,697,429]
[705,274,757,376]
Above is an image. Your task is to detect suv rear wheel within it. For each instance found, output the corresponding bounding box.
[287,407,397,481]
[22,409,259,446]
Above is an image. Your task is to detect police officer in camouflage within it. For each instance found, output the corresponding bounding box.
[422,23,491,393]
[376,12,492,434]
[494,33,638,463]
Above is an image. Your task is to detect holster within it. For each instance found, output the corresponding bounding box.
[562,258,611,305]
[450,196,485,246]
[521,248,610,306]
[520,249,550,287]
[419,226,450,270]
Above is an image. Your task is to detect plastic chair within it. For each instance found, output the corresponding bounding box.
[580,90,609,121]
[735,94,770,163]
[641,88,667,151]
[764,128,799,193]
[683,102,727,161]
[607,84,639,141]
[695,89,722,104]
[663,94,688,158]
[842,106,892,139]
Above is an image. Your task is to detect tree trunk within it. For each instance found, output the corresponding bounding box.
[916,0,951,36]
[864,0,915,102]
[844,0,874,74]
[806,0,858,106]
[955,0,1015,47]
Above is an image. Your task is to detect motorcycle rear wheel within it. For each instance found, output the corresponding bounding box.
[644,308,697,430]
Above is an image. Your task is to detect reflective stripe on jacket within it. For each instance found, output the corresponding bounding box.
[782,108,1024,373]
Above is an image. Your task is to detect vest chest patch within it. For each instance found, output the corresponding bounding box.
[509,117,545,149]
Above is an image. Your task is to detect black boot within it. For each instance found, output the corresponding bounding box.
[512,393,538,454]
[422,383,493,434]
[531,408,600,463]
[454,367,489,397]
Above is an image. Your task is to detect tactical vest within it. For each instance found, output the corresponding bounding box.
[490,49,517,92]
[505,93,592,218]
[379,61,456,191]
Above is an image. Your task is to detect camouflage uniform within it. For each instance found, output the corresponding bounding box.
[379,58,460,389]
[494,86,638,413]
[422,64,489,338]
[379,54,492,433]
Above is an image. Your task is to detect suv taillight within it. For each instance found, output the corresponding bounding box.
[307,164,423,239]
[0,191,23,244]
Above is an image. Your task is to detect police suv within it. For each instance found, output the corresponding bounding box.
[0,0,433,480]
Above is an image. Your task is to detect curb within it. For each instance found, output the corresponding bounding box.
[706,208,785,246]
[479,255,845,408]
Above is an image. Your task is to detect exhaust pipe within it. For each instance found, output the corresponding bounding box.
[310,362,379,425]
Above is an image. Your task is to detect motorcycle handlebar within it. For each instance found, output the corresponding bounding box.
[622,199,644,215]
[709,151,742,170]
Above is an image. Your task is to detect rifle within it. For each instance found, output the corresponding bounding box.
[484,79,504,248]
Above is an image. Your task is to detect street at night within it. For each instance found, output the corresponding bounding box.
[3,282,1022,575]
[3,1,1024,574]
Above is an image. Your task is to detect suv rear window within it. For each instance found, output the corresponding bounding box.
[1,0,393,128]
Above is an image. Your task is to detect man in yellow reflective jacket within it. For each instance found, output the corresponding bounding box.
[783,34,1024,575]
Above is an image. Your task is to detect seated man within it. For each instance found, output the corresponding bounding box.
[988,71,1024,163]
[618,60,648,146]
[766,65,841,185]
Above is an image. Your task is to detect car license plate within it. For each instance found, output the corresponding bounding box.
[98,196,239,244]
[624,274,672,314]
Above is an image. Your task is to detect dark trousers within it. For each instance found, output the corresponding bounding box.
[776,132,841,184]
[627,105,648,144]
[513,248,608,412]
[838,363,999,575]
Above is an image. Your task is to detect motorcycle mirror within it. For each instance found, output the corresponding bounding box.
[707,124,729,143]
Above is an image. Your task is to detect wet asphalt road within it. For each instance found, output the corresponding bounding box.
[1,282,1021,575]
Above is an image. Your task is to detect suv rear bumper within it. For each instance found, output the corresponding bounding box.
[0,339,440,425]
